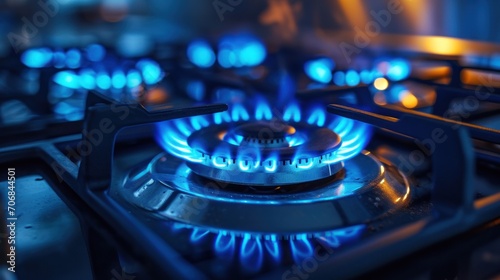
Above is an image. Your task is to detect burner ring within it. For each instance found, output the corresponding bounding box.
[186,121,343,186]
[120,151,411,237]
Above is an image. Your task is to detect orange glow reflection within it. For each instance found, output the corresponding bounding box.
[373,91,387,105]
[461,69,500,88]
[144,87,168,105]
[400,90,418,109]
[418,36,464,56]
[374,77,389,91]
[218,131,227,141]
[338,0,368,28]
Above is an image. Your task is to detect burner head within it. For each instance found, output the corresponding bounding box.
[186,121,343,186]
[121,151,411,238]
[231,121,295,148]
[155,100,372,188]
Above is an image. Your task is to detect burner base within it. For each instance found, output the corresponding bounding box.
[120,151,410,237]
[186,153,344,186]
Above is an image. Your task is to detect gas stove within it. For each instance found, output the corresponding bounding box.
[1,1,500,279]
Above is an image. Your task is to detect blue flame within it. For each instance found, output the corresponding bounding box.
[112,70,127,89]
[96,71,111,90]
[491,53,500,69]
[190,228,211,242]
[53,50,66,68]
[65,48,81,68]
[255,99,273,121]
[231,104,250,121]
[345,70,360,86]
[387,58,411,81]
[290,234,314,263]
[21,48,53,68]
[283,102,301,122]
[53,101,84,121]
[187,40,216,68]
[360,70,372,84]
[304,58,334,84]
[264,238,280,262]
[136,59,163,85]
[53,71,79,89]
[171,223,364,271]
[156,99,371,172]
[217,35,266,68]
[240,41,266,66]
[241,234,264,272]
[50,56,161,92]
[86,44,106,62]
[333,71,345,86]
[127,70,142,88]
[79,69,96,90]
[215,232,236,257]
[307,107,326,127]
[186,80,205,101]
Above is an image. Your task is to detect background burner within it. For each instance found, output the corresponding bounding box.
[186,121,343,186]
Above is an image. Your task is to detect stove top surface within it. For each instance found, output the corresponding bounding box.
[1,15,500,278]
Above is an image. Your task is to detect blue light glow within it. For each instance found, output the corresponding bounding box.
[86,44,106,62]
[111,70,126,89]
[53,71,79,89]
[490,54,500,69]
[240,234,264,272]
[333,71,345,86]
[264,158,278,172]
[387,84,407,103]
[171,223,364,271]
[21,48,53,68]
[345,70,360,86]
[96,71,111,90]
[264,239,280,261]
[307,107,326,126]
[290,234,314,263]
[79,69,96,90]
[65,48,81,68]
[53,101,84,121]
[187,40,216,68]
[304,58,334,83]
[215,232,236,257]
[156,98,372,173]
[239,41,266,66]
[255,99,273,120]
[53,50,66,68]
[283,102,301,122]
[190,228,210,242]
[217,35,266,68]
[217,48,235,68]
[136,59,163,85]
[360,70,372,84]
[186,80,205,101]
[387,58,411,81]
[231,104,250,122]
[126,70,142,88]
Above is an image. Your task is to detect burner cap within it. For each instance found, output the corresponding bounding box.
[186,121,344,186]
[232,121,295,147]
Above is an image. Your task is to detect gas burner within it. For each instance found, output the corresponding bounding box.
[155,100,372,186]
[186,121,343,186]
[118,150,410,268]
[118,144,413,272]
[116,100,411,268]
